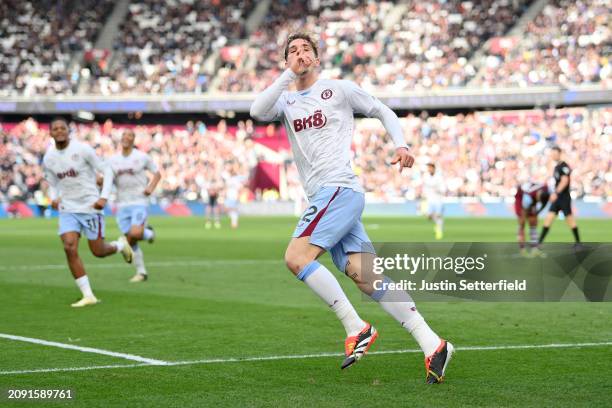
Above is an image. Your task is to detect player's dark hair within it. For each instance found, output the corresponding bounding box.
[284,32,318,60]
[551,145,562,153]
[50,117,69,126]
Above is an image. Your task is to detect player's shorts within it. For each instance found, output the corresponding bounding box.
[549,194,572,216]
[292,186,375,273]
[514,194,537,217]
[209,194,218,207]
[427,200,444,215]
[225,199,238,209]
[58,212,105,240]
[116,205,148,234]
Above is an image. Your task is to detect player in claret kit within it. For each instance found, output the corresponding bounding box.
[514,181,550,256]
[250,32,453,383]
[108,129,161,282]
[42,118,133,307]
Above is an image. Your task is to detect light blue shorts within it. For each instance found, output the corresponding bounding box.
[293,186,375,273]
[427,200,444,215]
[58,212,105,240]
[116,205,148,234]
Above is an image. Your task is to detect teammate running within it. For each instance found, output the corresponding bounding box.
[43,118,133,307]
[250,33,452,383]
[108,129,161,282]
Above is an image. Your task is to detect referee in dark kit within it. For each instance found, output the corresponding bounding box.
[538,146,582,246]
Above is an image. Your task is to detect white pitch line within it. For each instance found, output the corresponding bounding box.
[0,333,169,366]
[0,259,283,271]
[1,341,610,376]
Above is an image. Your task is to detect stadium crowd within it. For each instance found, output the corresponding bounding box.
[80,0,255,94]
[3,0,610,95]
[215,0,531,92]
[0,0,114,96]
[2,107,609,208]
[475,0,611,87]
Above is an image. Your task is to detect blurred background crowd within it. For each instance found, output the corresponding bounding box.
[2,107,609,206]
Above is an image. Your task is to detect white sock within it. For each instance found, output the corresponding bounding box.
[75,275,94,298]
[143,228,154,241]
[297,261,365,336]
[372,277,440,356]
[112,240,125,252]
[230,211,238,228]
[436,217,444,231]
[133,246,147,275]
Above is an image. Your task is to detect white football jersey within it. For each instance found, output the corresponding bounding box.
[251,69,407,199]
[422,170,446,202]
[43,139,113,214]
[108,149,159,207]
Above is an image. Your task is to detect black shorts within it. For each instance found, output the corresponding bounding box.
[549,194,572,216]
[209,194,218,207]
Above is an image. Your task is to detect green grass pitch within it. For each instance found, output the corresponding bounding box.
[0,216,610,407]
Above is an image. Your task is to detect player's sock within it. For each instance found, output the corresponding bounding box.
[538,226,550,244]
[517,225,525,249]
[436,218,443,232]
[572,227,580,243]
[230,211,238,228]
[529,226,538,247]
[143,228,154,241]
[133,246,147,275]
[297,261,365,336]
[75,275,94,298]
[371,276,440,356]
[111,239,125,252]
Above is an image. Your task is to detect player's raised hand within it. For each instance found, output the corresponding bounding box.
[289,54,313,76]
[390,147,415,173]
[93,198,107,210]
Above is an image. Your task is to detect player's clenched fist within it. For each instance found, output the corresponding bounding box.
[92,198,107,210]
[390,147,415,173]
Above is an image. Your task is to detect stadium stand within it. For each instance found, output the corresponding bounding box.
[80,0,256,94]
[474,0,611,87]
[214,0,533,92]
[0,0,115,96]
[2,107,609,207]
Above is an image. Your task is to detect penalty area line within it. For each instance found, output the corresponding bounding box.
[1,341,611,376]
[0,333,169,366]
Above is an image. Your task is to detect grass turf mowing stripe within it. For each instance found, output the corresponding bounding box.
[0,333,169,365]
[2,341,610,376]
[0,259,284,271]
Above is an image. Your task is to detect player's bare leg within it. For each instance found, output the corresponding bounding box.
[126,225,149,282]
[285,237,370,369]
[517,215,528,256]
[61,232,98,307]
[346,252,453,383]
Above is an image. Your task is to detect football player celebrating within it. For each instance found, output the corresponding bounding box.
[108,129,161,282]
[250,33,452,383]
[43,118,133,307]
